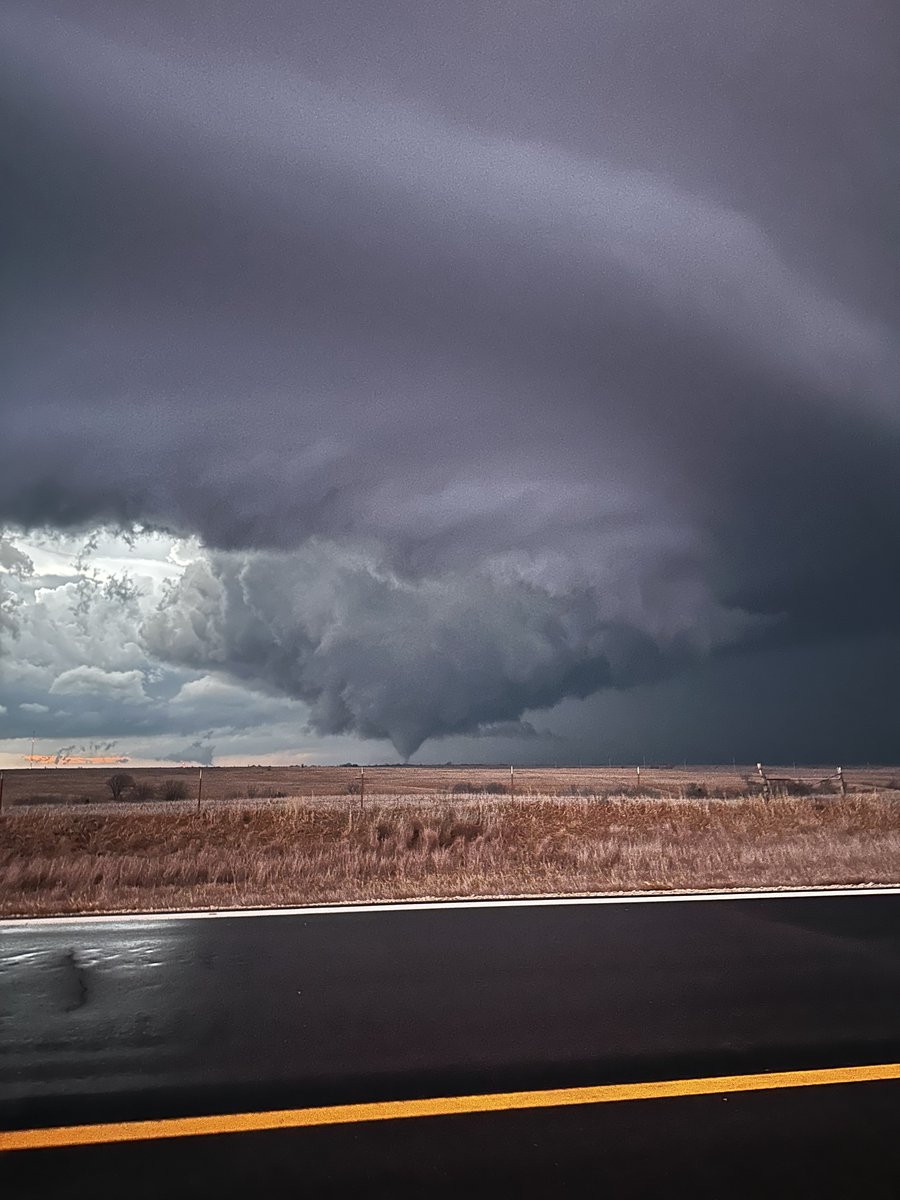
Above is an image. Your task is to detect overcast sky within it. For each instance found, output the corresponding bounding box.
[2,1,898,767]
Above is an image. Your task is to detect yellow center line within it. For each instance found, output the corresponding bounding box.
[3,1062,899,1152]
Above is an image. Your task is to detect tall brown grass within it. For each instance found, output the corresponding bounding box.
[2,791,899,916]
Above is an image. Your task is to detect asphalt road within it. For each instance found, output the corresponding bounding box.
[3,891,900,1196]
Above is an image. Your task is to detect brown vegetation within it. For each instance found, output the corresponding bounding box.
[2,782,899,916]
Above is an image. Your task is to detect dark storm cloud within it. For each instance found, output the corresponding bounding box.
[2,2,898,757]
[142,544,753,757]
[162,735,216,767]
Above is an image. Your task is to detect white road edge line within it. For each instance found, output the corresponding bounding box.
[3,886,900,927]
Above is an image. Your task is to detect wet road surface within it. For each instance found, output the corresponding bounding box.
[3,891,900,1196]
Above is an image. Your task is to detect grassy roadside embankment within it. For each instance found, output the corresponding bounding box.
[2,788,899,916]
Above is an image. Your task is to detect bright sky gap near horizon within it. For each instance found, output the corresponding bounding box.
[1,2,898,768]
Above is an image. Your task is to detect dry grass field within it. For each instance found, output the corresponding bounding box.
[2,766,899,916]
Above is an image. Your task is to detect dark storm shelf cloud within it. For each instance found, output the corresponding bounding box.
[141,546,759,758]
[2,2,898,756]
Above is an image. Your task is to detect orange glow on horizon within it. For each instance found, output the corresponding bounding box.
[25,755,130,766]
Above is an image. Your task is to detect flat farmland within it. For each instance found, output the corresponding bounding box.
[2,766,900,917]
[4,763,899,808]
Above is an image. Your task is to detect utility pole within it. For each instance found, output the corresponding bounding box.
[30,731,35,768]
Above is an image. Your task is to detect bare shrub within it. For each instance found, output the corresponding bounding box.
[106,774,135,801]
[450,781,507,795]
[682,782,708,799]
[774,779,813,797]
[160,779,189,802]
[242,785,290,800]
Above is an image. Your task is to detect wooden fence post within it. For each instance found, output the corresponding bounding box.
[837,766,846,797]
[757,762,771,801]
[196,767,203,813]
[510,765,514,801]
[0,771,4,814]
[360,767,365,811]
